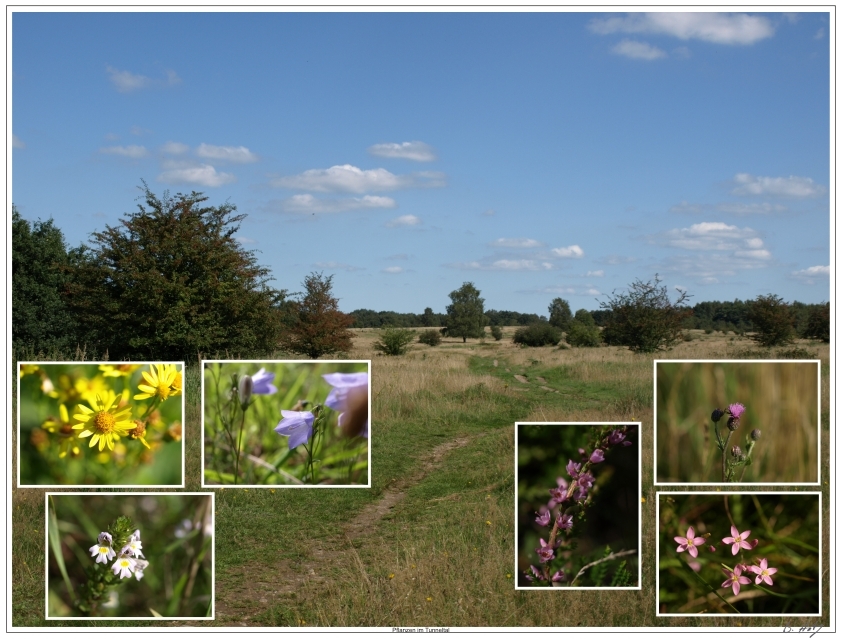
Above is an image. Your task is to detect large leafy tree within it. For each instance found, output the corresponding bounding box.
[12,206,78,353]
[746,294,797,347]
[281,272,354,358]
[444,282,486,342]
[600,275,692,353]
[548,297,573,331]
[66,184,286,361]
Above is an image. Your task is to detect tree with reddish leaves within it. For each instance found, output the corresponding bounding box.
[280,272,354,359]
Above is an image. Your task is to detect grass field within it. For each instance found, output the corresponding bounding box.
[10,328,831,627]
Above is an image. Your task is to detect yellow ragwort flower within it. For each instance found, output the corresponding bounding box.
[134,364,181,402]
[72,394,134,451]
[41,404,83,458]
[99,364,142,378]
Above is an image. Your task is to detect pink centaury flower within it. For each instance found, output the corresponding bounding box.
[749,558,778,586]
[722,564,751,596]
[722,526,753,555]
[727,403,746,419]
[589,449,605,464]
[674,526,706,558]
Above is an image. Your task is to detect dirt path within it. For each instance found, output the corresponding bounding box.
[213,435,473,625]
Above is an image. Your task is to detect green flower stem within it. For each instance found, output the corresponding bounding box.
[722,430,733,482]
[738,440,757,482]
[681,557,740,614]
[75,516,135,615]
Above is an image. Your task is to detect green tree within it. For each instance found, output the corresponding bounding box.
[444,282,486,343]
[281,272,354,358]
[12,206,78,353]
[548,297,573,331]
[600,275,692,353]
[802,302,829,342]
[746,294,797,347]
[374,327,416,355]
[421,307,438,327]
[565,309,602,347]
[65,184,285,361]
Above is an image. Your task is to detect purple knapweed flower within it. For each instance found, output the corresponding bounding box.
[727,403,746,420]
[722,564,751,596]
[252,368,277,395]
[323,372,369,438]
[535,510,551,526]
[607,429,626,446]
[589,449,605,464]
[557,512,573,530]
[536,538,554,563]
[749,558,777,586]
[674,526,705,558]
[566,459,581,478]
[274,410,315,449]
[722,526,753,556]
[577,472,595,490]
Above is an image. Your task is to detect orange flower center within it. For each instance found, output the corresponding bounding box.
[93,411,116,434]
[156,383,171,401]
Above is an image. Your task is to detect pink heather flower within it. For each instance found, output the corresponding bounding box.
[722,564,751,596]
[535,510,551,526]
[548,486,567,503]
[722,526,753,555]
[749,558,777,586]
[550,570,565,582]
[557,512,573,530]
[536,538,554,563]
[573,486,588,502]
[727,403,746,419]
[589,449,605,464]
[674,526,706,558]
[607,429,626,446]
[577,472,594,490]
[566,459,581,478]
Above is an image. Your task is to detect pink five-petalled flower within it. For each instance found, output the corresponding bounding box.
[722,526,753,555]
[674,526,705,558]
[536,538,554,563]
[749,558,777,586]
[722,564,751,596]
[274,410,315,449]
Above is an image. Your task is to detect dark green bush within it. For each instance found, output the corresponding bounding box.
[746,294,796,347]
[418,329,442,346]
[374,327,415,356]
[512,322,561,347]
[802,302,829,342]
[565,310,601,347]
[490,325,503,341]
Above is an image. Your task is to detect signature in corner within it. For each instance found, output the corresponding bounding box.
[782,625,822,638]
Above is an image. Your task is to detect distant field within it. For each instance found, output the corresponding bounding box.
[12,328,830,627]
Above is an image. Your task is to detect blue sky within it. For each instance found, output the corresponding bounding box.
[11,10,831,314]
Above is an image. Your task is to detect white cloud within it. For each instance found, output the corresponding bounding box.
[130,125,151,137]
[161,141,190,155]
[587,288,602,296]
[715,202,788,215]
[272,164,446,193]
[449,259,552,271]
[382,266,404,274]
[368,141,436,162]
[481,209,496,217]
[586,270,604,277]
[669,200,705,214]
[551,245,584,258]
[612,39,667,60]
[236,237,257,244]
[12,135,25,149]
[158,162,235,187]
[100,145,148,159]
[282,193,397,214]
[196,143,259,164]
[165,69,182,86]
[313,261,364,272]
[385,214,421,228]
[589,12,775,45]
[815,27,825,40]
[731,173,826,198]
[489,237,544,248]
[659,221,764,251]
[793,265,829,278]
[106,65,151,92]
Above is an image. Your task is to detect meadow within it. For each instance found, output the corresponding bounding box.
[10,329,830,627]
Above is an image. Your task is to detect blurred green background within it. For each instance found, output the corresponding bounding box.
[517,423,639,587]
[656,362,818,483]
[658,493,820,615]
[203,361,368,485]
[47,493,212,618]
[19,363,183,486]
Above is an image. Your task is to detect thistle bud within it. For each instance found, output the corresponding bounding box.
[731,445,742,458]
[711,408,725,423]
[750,429,761,441]
[238,374,253,410]
[727,416,740,431]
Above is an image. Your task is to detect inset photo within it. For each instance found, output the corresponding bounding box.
[657,492,820,616]
[655,360,820,485]
[202,360,370,486]
[18,362,184,487]
[46,492,214,620]
[515,422,641,589]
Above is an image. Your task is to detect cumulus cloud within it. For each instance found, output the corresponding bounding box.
[489,238,544,248]
[612,39,667,60]
[281,193,397,214]
[100,145,148,159]
[382,266,405,274]
[106,65,181,93]
[793,265,830,281]
[272,164,446,193]
[158,161,235,187]
[385,214,421,228]
[589,12,775,45]
[13,135,25,149]
[196,143,258,163]
[659,221,766,252]
[368,141,436,162]
[731,173,826,198]
[586,270,604,277]
[551,245,584,258]
[161,141,190,155]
